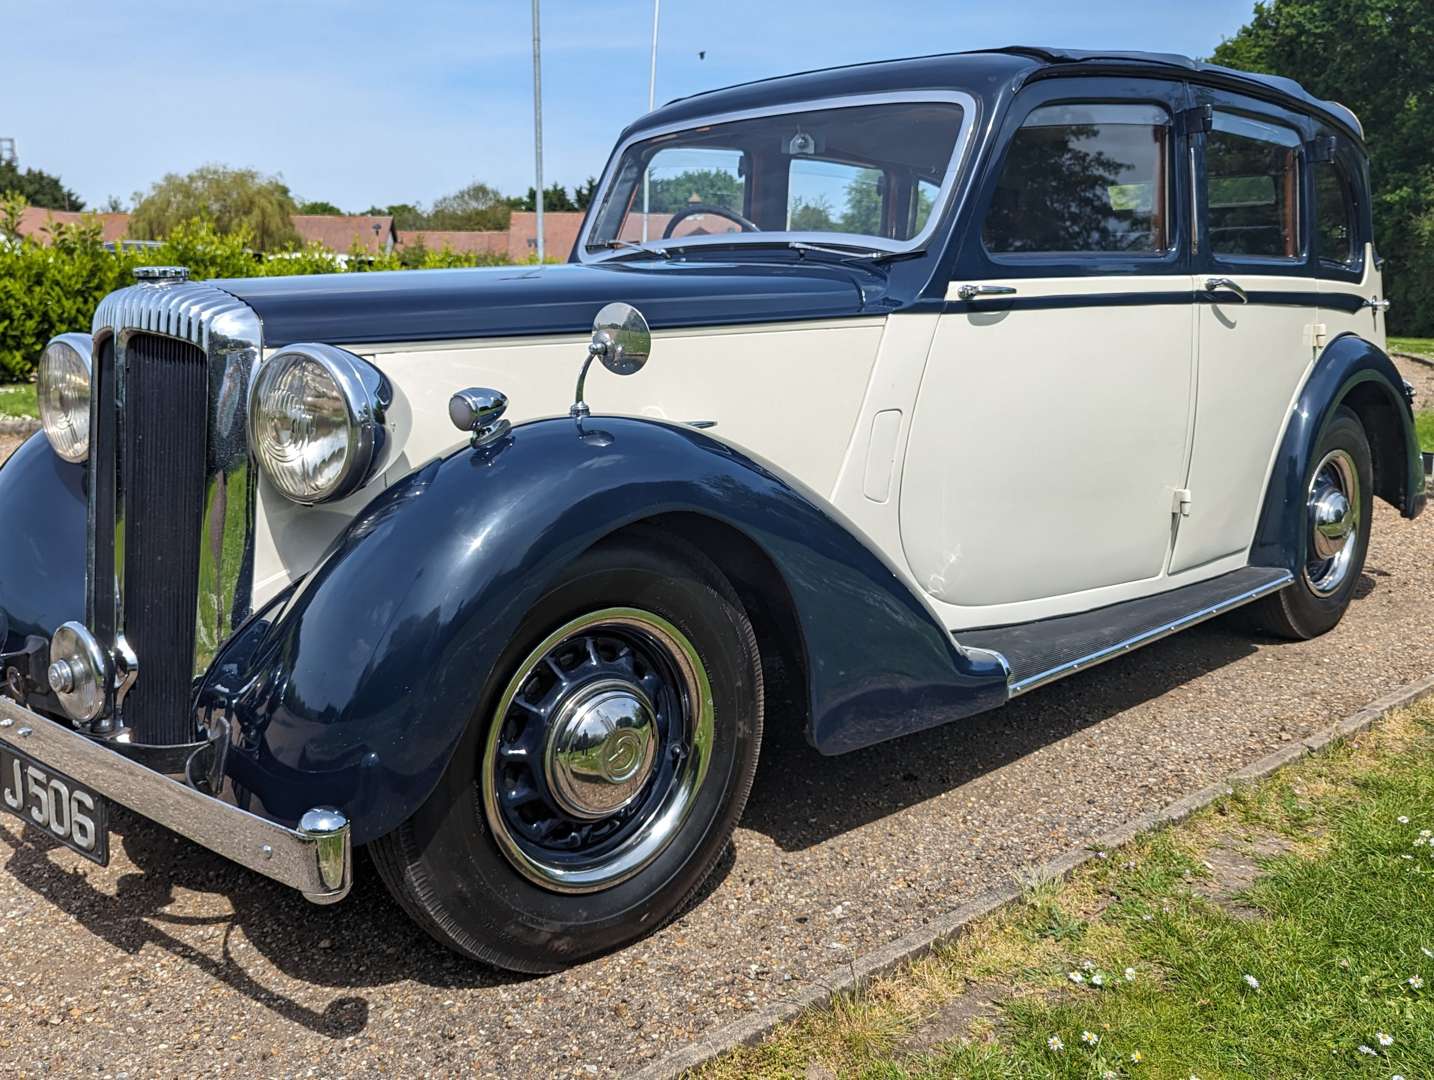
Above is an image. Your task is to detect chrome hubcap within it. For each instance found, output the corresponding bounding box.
[1304,449,1360,596]
[482,608,714,894]
[545,679,658,819]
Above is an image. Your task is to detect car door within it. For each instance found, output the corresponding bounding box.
[900,78,1196,623]
[1307,129,1385,349]
[1168,90,1318,575]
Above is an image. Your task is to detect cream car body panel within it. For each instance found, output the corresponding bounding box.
[900,276,1197,621]
[250,319,886,605]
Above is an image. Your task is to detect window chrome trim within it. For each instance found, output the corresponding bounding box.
[576,90,980,264]
[91,279,262,681]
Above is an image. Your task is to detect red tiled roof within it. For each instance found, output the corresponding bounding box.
[17,207,131,245]
[290,214,395,255]
[505,211,587,260]
[396,229,509,255]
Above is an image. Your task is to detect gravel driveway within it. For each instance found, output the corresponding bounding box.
[0,409,1431,1078]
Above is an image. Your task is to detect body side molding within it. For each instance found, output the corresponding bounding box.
[199,417,1010,843]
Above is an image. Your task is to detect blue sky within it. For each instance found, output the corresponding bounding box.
[6,0,1258,212]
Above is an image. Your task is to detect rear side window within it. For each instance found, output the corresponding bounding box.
[1313,158,1358,267]
[1206,112,1301,259]
[983,103,1173,256]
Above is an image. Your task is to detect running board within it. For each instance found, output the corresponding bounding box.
[955,566,1294,697]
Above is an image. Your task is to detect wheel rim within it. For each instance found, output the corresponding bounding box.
[1304,448,1360,597]
[481,607,714,893]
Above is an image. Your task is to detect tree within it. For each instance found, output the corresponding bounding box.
[573,176,599,211]
[297,199,344,215]
[839,169,884,235]
[648,169,742,213]
[1210,0,1434,333]
[129,164,299,250]
[427,180,513,230]
[0,161,83,211]
[362,203,426,229]
[789,195,837,232]
[509,183,580,213]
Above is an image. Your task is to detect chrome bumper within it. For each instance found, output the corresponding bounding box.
[0,696,351,903]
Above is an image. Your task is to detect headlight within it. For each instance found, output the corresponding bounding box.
[249,343,391,505]
[37,333,94,463]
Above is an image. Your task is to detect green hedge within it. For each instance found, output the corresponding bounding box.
[0,211,517,381]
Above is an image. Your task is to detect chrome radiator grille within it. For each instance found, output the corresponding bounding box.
[119,335,210,744]
[89,279,261,745]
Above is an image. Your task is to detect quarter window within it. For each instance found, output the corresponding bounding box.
[1313,158,1358,267]
[1206,113,1301,259]
[983,103,1173,256]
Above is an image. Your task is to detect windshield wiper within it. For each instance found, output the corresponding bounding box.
[595,239,671,260]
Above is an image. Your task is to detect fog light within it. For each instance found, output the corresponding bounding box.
[47,622,108,723]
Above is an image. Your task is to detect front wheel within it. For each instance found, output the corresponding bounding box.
[371,531,763,972]
[1246,406,1373,640]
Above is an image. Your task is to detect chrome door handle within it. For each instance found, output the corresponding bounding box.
[1204,277,1248,303]
[956,283,1018,301]
[1363,296,1392,312]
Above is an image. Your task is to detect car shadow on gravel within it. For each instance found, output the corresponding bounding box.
[0,806,528,1038]
[743,617,1262,851]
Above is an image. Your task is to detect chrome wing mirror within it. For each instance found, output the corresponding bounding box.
[571,302,651,419]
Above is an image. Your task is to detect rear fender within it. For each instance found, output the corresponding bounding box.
[202,417,1009,843]
[1250,333,1424,574]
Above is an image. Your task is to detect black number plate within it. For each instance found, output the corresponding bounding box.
[0,743,109,864]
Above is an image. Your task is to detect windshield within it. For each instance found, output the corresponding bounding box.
[584,97,968,256]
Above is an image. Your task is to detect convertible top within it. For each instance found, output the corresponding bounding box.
[650,45,1362,146]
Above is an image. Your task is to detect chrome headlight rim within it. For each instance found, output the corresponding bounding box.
[37,333,94,464]
[248,343,391,506]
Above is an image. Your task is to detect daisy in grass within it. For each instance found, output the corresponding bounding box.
[1243,973,1260,990]
[1409,975,1424,989]
[1047,1034,1064,1052]
[1377,1032,1394,1047]
[1080,1030,1100,1046]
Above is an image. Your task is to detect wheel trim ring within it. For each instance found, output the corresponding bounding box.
[480,607,715,894]
[1303,448,1360,597]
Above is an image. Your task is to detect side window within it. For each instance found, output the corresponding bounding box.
[1313,157,1358,268]
[982,103,1173,256]
[1206,113,1301,260]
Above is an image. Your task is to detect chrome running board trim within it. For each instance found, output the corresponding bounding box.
[1005,570,1293,696]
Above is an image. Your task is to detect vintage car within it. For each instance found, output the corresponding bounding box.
[0,47,1425,972]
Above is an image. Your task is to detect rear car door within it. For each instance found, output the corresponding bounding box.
[1169,90,1319,574]
[1307,129,1386,349]
[901,77,1196,624]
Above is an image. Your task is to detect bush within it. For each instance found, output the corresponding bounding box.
[0,201,518,381]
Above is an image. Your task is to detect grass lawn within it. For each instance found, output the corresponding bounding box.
[703,698,1434,1079]
[1389,337,1434,359]
[1417,410,1434,454]
[0,383,37,419]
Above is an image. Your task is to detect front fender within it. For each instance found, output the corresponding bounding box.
[205,416,1008,842]
[0,433,87,650]
[1250,333,1424,573]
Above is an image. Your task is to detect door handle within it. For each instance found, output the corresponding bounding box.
[956,283,1018,301]
[1204,277,1248,303]
[1363,295,1392,312]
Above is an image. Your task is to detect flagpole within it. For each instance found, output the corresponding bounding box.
[641,0,660,242]
[531,0,545,261]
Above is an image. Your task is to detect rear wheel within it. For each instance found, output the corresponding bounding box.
[371,531,763,972]
[1246,406,1373,640]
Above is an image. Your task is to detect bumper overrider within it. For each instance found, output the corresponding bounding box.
[0,694,351,903]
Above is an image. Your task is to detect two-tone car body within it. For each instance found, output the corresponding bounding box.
[0,46,1424,970]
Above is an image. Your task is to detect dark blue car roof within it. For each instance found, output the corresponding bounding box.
[641,45,1362,145]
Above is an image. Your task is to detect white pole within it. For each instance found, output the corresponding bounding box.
[532,0,545,262]
[641,0,660,242]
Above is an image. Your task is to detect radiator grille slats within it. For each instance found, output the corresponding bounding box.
[120,334,208,744]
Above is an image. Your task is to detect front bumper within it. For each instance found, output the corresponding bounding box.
[0,695,351,903]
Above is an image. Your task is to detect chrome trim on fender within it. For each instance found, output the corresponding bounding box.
[1006,571,1294,696]
[90,278,262,680]
[0,696,351,903]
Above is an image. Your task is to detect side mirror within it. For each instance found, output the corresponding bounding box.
[572,303,651,418]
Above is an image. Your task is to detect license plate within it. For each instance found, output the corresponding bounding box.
[0,743,108,864]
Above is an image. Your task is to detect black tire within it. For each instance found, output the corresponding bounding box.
[370,529,763,972]
[1246,406,1373,640]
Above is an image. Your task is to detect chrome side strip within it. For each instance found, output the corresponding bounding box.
[0,697,350,903]
[1007,571,1294,697]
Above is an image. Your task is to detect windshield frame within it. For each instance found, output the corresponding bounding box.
[576,89,980,264]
